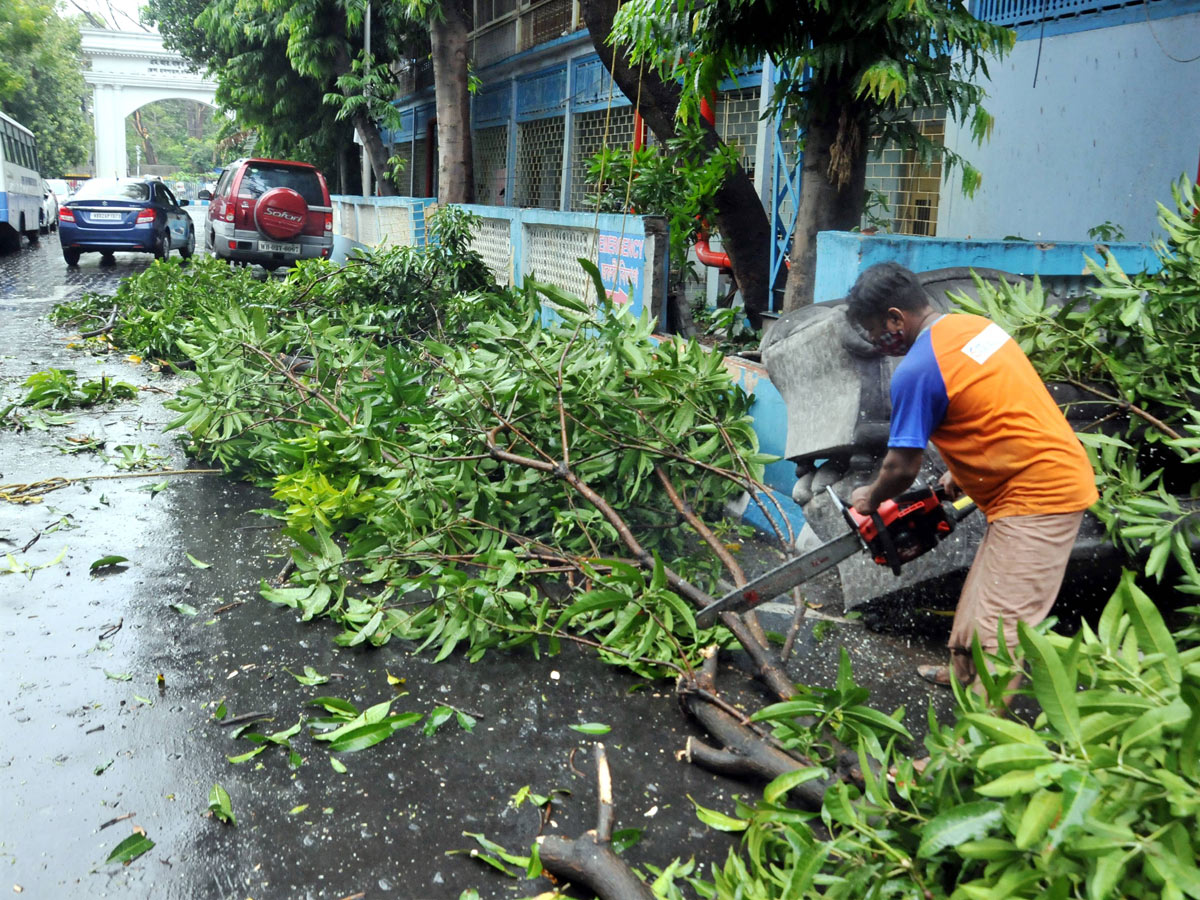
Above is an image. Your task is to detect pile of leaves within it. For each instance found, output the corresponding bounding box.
[53,207,779,675]
[953,176,1200,594]
[679,575,1200,899]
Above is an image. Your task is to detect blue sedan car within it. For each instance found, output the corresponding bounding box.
[58,177,196,266]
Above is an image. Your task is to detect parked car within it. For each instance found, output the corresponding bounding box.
[40,180,59,234]
[58,177,195,266]
[45,178,72,200]
[200,158,333,271]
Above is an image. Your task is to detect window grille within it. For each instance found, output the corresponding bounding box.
[862,107,946,237]
[515,117,565,209]
[716,87,761,181]
[475,0,517,28]
[473,20,517,68]
[390,145,415,196]
[473,125,510,205]
[520,0,573,51]
[569,107,636,211]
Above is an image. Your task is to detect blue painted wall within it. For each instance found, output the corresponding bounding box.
[938,9,1200,243]
[812,231,1161,302]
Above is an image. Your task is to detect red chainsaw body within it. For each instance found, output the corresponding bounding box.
[847,489,954,573]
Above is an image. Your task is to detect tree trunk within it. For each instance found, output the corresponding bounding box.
[579,0,772,328]
[187,101,203,140]
[132,110,157,166]
[429,0,474,204]
[781,109,867,311]
[332,42,396,196]
[350,106,396,196]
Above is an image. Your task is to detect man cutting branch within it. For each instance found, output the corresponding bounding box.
[845,262,1097,689]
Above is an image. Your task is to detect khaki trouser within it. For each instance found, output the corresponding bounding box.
[948,510,1085,684]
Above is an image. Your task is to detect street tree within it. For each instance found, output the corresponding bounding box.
[264,0,427,196]
[579,0,774,328]
[147,0,424,193]
[0,2,92,175]
[147,0,356,182]
[610,0,1014,310]
[398,0,474,203]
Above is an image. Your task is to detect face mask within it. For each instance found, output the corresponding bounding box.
[872,329,907,356]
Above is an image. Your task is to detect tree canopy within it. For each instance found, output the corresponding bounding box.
[0,0,92,176]
[145,0,427,193]
[610,0,1015,308]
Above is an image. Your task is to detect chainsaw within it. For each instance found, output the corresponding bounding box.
[695,484,977,627]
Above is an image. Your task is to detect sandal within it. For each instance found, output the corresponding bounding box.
[917,664,953,687]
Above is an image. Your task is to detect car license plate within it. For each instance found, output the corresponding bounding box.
[90,212,123,221]
[258,241,300,254]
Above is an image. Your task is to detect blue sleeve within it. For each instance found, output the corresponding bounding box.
[887,335,948,449]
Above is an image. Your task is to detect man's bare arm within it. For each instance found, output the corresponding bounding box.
[850,447,925,513]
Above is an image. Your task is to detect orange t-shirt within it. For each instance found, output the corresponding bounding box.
[888,313,1098,520]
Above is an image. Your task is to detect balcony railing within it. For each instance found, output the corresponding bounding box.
[971,0,1162,27]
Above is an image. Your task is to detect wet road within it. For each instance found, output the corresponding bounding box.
[0,236,954,899]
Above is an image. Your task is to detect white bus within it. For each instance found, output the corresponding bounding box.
[0,110,43,249]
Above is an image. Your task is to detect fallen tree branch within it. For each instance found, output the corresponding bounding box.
[0,468,220,504]
[537,743,655,900]
[79,305,118,338]
[1064,376,1184,441]
[487,424,796,701]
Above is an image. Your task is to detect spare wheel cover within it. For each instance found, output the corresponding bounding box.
[254,187,307,240]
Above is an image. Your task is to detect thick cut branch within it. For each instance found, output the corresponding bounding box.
[537,743,655,900]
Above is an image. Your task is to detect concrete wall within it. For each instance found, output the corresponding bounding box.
[813,231,1161,303]
[938,10,1200,242]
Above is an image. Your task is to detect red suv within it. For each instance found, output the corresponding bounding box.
[201,158,333,270]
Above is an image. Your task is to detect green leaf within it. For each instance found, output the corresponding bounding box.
[689,795,749,832]
[90,555,128,572]
[330,757,347,773]
[208,783,236,826]
[1119,570,1182,682]
[1089,853,1127,900]
[610,828,642,854]
[104,670,132,681]
[976,743,1056,771]
[307,696,359,716]
[285,666,330,686]
[1018,621,1081,747]
[1121,698,1192,751]
[975,769,1042,797]
[288,804,309,815]
[568,722,611,735]
[227,745,267,764]
[170,602,198,616]
[105,831,155,864]
[186,553,211,569]
[423,705,455,736]
[963,712,1045,746]
[763,767,829,803]
[329,714,421,752]
[917,801,1003,858]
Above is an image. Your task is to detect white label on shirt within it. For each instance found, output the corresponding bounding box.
[961,322,1010,364]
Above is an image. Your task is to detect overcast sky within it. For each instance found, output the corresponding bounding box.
[64,0,155,32]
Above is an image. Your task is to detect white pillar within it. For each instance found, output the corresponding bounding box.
[92,84,128,179]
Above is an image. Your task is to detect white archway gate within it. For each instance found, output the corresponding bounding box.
[80,28,218,179]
